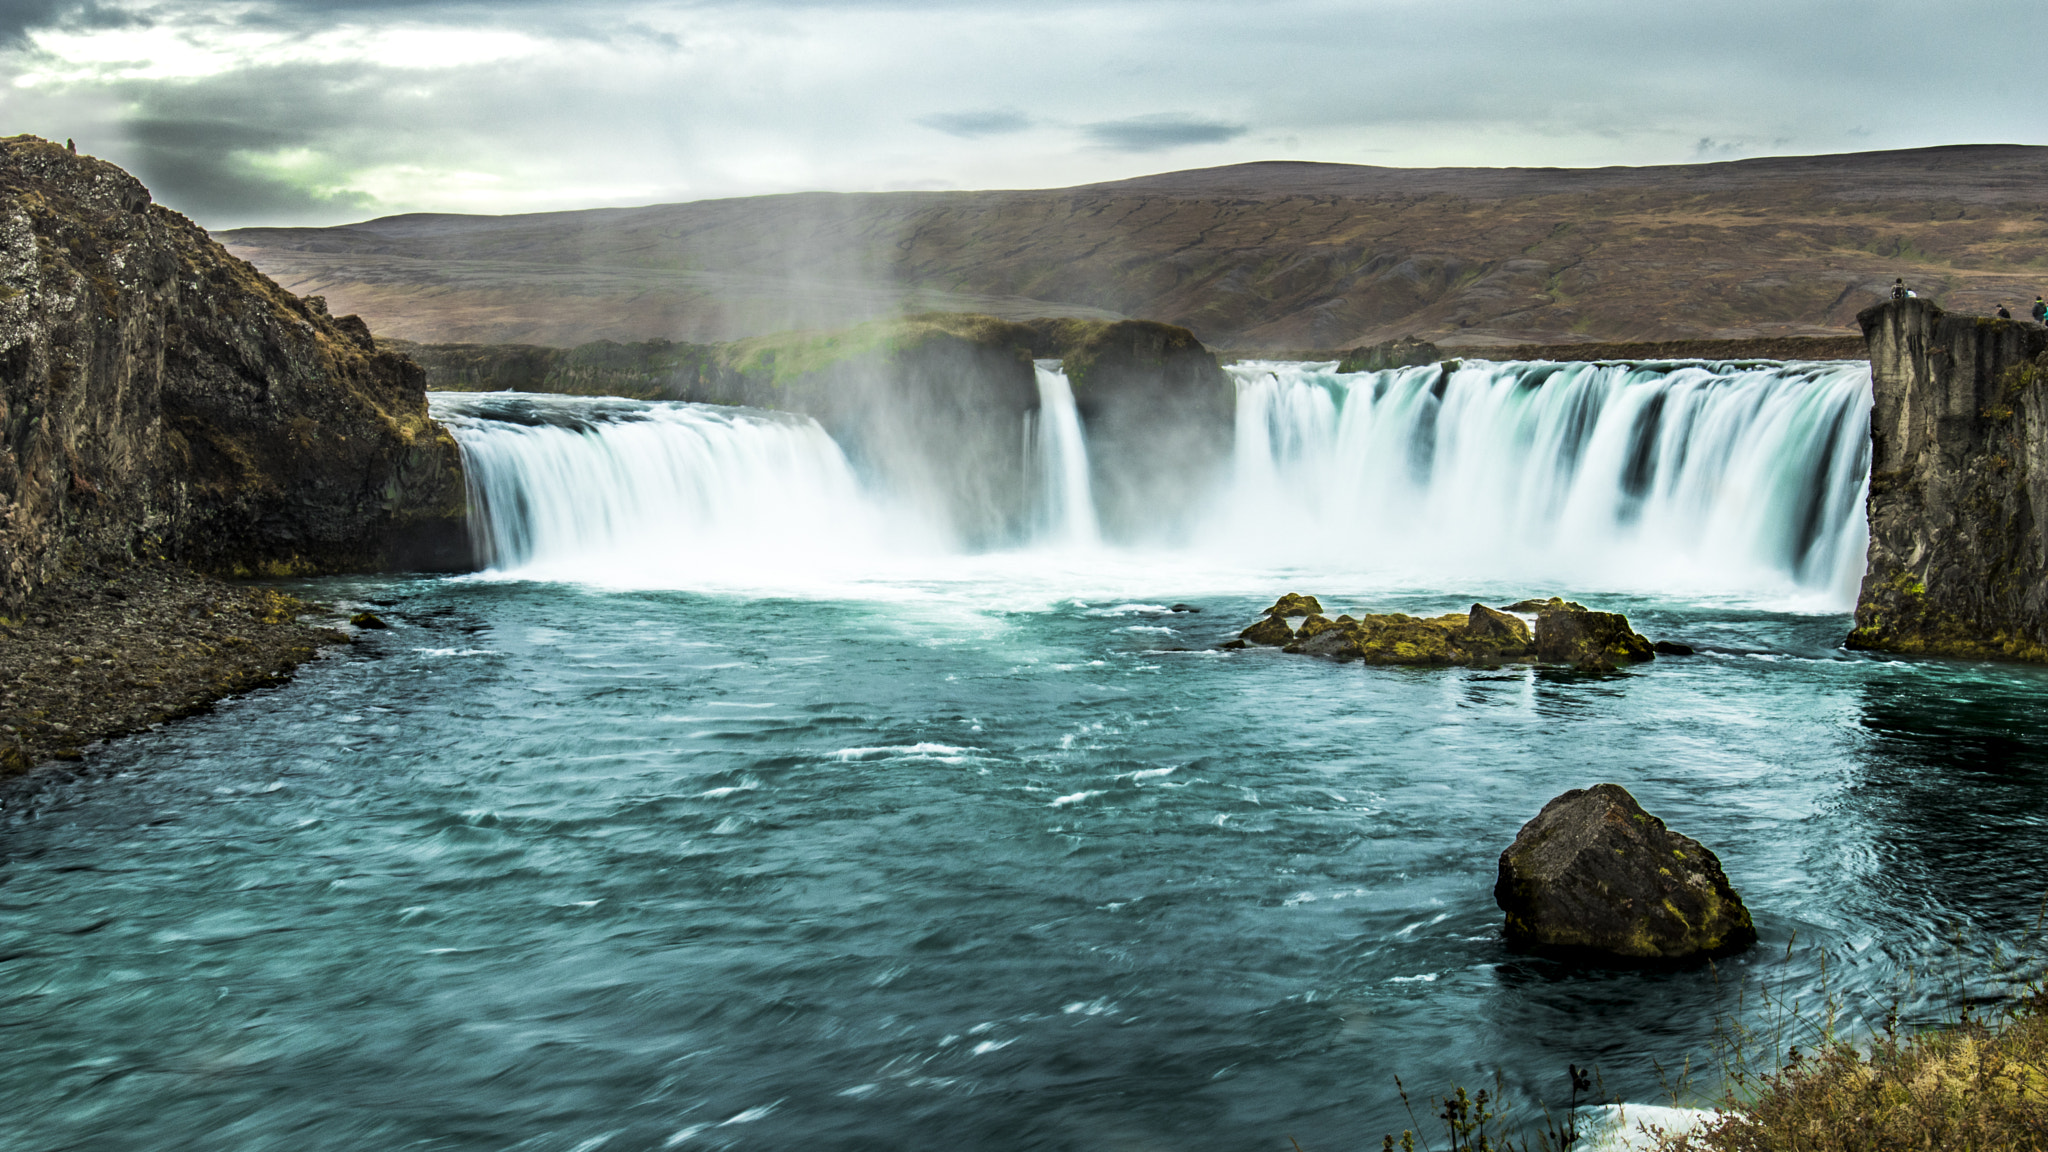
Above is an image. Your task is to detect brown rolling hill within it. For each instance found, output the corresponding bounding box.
[220,145,2048,350]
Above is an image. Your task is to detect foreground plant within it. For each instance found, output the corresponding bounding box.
[1664,992,2048,1152]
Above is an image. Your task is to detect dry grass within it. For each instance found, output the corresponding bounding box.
[1662,994,2048,1152]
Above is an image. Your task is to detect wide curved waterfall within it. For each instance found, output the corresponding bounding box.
[434,356,1872,605]
[1221,358,1873,602]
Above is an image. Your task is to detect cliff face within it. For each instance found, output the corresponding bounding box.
[0,136,467,610]
[1043,319,1234,542]
[1849,298,2048,660]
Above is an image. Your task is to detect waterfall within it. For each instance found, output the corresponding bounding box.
[432,393,914,584]
[1030,361,1100,548]
[432,354,1874,606]
[1220,358,1873,601]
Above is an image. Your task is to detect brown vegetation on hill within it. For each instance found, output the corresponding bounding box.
[222,146,2048,351]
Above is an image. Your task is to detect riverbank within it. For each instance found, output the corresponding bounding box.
[0,564,348,778]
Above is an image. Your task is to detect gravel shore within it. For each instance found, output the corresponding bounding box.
[0,564,348,777]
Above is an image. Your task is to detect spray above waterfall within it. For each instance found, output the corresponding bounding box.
[433,355,1873,607]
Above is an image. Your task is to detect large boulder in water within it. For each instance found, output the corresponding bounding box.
[1530,598,1655,670]
[1494,784,1756,961]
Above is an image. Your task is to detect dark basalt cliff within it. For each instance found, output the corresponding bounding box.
[403,313,1233,547]
[1049,319,1233,543]
[1849,298,2048,660]
[0,135,467,610]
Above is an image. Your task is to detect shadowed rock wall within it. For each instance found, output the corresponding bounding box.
[1047,319,1234,543]
[1849,298,2048,660]
[0,136,468,612]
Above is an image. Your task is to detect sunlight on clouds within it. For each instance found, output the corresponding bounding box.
[18,22,542,85]
[349,163,672,213]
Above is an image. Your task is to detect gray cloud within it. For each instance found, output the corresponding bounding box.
[1084,115,1248,153]
[918,110,1032,138]
[1,1,135,45]
[3,0,2043,229]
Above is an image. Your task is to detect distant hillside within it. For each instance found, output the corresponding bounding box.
[220,145,2048,350]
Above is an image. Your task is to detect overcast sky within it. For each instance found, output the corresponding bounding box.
[0,0,2038,229]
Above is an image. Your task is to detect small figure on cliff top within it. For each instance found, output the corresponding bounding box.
[65,138,75,153]
[1890,278,1914,301]
[1998,304,2013,320]
[2032,297,2046,324]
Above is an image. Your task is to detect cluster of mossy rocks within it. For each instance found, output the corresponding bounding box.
[1222,593,1692,671]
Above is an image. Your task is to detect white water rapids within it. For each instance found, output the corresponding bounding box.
[430,356,1872,608]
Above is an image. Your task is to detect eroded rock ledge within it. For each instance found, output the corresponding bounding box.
[1224,593,1676,671]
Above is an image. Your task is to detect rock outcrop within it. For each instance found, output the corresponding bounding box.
[1229,593,1659,669]
[0,135,468,611]
[1849,298,2048,661]
[1528,598,1656,670]
[1495,784,1757,961]
[1336,335,1442,373]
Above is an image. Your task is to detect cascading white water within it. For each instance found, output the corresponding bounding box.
[1030,361,1100,548]
[1219,358,1873,602]
[432,393,921,585]
[433,355,1874,607]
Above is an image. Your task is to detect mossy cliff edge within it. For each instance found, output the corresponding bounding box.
[0,135,467,611]
[1849,297,2048,660]
[397,314,1233,545]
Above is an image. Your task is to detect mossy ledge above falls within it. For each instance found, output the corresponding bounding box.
[1850,297,2048,660]
[395,313,1233,545]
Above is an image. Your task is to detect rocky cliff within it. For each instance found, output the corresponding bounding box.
[0,135,467,611]
[1849,298,2048,660]
[1042,319,1233,542]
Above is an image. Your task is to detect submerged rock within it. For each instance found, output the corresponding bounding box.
[1654,640,1696,656]
[1494,784,1756,961]
[349,612,390,630]
[1169,603,1201,613]
[1530,599,1655,670]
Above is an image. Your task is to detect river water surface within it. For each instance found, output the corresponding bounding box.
[5,363,2047,1151]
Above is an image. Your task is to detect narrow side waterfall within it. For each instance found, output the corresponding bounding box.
[432,393,918,584]
[1220,358,1873,602]
[1030,361,1100,548]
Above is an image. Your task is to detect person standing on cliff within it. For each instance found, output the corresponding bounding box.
[1891,278,1910,301]
[2032,297,2046,324]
